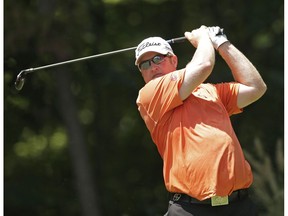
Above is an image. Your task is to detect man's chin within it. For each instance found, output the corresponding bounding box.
[152,74,163,79]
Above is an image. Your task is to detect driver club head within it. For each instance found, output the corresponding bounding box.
[14,70,27,91]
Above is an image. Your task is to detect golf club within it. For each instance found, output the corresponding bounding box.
[14,36,187,91]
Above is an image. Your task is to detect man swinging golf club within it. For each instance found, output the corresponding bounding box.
[135,25,267,216]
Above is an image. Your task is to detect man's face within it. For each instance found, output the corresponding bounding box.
[138,52,178,83]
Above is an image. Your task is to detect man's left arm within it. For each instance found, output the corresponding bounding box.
[218,42,267,108]
[208,26,267,109]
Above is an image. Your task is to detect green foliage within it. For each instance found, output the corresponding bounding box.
[244,138,284,216]
[4,0,283,215]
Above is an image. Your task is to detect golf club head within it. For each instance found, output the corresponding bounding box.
[15,70,27,91]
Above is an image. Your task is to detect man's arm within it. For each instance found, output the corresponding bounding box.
[218,42,267,108]
[179,26,215,100]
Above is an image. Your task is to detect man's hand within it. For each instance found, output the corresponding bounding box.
[208,26,229,50]
[185,25,211,48]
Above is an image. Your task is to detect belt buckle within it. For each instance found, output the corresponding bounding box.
[172,193,181,201]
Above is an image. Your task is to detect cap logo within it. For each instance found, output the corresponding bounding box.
[137,42,161,54]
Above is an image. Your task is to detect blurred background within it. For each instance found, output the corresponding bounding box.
[4,0,284,215]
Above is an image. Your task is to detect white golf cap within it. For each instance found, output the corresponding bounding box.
[135,37,174,65]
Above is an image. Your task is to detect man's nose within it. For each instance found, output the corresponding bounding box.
[150,61,160,71]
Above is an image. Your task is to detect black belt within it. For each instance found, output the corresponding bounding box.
[170,189,249,205]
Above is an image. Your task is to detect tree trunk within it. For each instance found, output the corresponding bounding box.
[55,70,102,216]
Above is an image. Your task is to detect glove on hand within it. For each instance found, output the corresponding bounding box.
[208,26,228,50]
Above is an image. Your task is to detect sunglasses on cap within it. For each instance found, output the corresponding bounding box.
[138,54,170,70]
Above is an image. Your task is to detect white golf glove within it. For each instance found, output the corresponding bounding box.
[208,26,229,50]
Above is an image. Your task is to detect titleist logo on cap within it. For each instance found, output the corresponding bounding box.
[137,42,161,53]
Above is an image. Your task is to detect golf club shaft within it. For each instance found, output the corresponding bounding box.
[23,46,138,75]
[15,36,186,90]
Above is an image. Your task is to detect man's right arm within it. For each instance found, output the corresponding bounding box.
[179,26,215,100]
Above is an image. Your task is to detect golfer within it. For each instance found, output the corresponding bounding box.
[134,25,267,216]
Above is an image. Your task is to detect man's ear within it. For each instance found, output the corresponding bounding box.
[171,55,178,67]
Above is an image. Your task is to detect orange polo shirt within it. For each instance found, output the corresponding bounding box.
[136,69,253,201]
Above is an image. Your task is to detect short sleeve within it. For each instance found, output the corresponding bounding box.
[215,82,243,115]
[136,70,185,132]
